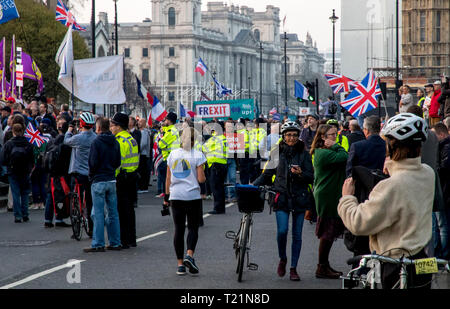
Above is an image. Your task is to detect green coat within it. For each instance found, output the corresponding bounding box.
[313,144,348,218]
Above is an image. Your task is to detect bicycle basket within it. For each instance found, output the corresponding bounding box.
[235,184,265,213]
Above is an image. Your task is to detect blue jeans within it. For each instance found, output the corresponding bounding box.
[9,174,31,220]
[433,211,449,259]
[276,210,305,269]
[226,158,236,200]
[157,160,167,195]
[90,181,121,248]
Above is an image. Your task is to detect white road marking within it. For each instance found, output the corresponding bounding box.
[0,259,85,290]
[136,231,167,243]
[1,202,236,289]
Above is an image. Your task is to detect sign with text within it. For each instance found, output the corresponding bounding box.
[193,99,255,121]
[299,107,311,116]
[196,104,231,118]
[226,133,245,154]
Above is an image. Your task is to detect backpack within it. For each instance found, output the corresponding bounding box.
[44,141,62,175]
[329,101,338,114]
[10,145,29,174]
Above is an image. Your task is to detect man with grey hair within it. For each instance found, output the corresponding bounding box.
[346,116,386,177]
[347,119,366,149]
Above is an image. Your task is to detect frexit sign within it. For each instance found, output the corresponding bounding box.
[196,104,231,118]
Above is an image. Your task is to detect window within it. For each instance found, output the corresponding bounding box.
[420,11,426,42]
[142,69,149,83]
[436,11,441,42]
[143,48,149,57]
[124,48,130,58]
[254,29,260,41]
[168,92,175,101]
[169,47,175,57]
[168,68,176,83]
[420,57,425,67]
[168,7,176,26]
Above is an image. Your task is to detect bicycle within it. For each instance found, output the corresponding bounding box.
[69,179,89,241]
[225,184,274,282]
[341,252,450,289]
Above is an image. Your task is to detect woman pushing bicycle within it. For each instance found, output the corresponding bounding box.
[338,113,434,289]
[254,121,314,281]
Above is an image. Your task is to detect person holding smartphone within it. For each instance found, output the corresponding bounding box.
[254,121,314,281]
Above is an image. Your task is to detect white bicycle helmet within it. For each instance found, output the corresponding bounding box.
[79,112,95,128]
[281,121,301,135]
[381,113,428,142]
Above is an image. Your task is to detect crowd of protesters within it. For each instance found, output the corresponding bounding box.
[0,75,449,287]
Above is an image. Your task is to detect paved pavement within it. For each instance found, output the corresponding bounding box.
[0,182,448,290]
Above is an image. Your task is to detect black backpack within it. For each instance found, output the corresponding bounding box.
[329,101,338,114]
[44,142,62,175]
[10,145,29,174]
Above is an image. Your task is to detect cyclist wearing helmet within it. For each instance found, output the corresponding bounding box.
[327,119,349,151]
[339,113,434,289]
[254,121,314,281]
[64,112,97,236]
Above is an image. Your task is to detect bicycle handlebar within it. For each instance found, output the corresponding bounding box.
[347,254,450,270]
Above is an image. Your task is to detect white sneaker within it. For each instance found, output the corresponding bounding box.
[30,204,39,210]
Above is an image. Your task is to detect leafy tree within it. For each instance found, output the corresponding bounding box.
[0,0,90,104]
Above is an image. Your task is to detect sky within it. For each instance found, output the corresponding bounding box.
[74,0,341,51]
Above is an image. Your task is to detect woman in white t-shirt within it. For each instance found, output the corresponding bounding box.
[164,127,207,276]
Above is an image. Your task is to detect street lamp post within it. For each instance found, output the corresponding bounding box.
[239,57,243,99]
[259,42,264,116]
[276,82,279,112]
[213,69,217,101]
[395,0,400,112]
[283,32,288,116]
[91,0,96,114]
[248,76,251,100]
[114,0,118,56]
[329,9,339,74]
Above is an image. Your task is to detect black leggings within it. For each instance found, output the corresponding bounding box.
[171,199,203,260]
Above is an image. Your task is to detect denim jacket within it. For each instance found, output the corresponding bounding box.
[64,130,97,176]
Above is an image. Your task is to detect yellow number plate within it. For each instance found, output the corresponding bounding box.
[414,258,438,275]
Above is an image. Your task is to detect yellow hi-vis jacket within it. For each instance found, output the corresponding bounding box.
[249,127,267,156]
[202,133,228,168]
[158,124,180,161]
[115,130,139,176]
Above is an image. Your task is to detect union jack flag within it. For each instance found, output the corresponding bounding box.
[56,0,87,32]
[324,73,358,95]
[24,122,49,147]
[340,70,381,117]
[269,107,277,116]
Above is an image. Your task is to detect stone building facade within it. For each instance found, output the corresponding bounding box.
[402,0,450,79]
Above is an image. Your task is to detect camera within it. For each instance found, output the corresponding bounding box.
[161,203,171,216]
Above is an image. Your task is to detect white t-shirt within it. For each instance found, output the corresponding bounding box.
[167,148,207,201]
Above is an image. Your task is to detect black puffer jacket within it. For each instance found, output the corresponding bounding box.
[254,140,314,213]
[438,136,450,209]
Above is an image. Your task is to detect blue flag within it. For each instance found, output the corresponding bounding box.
[295,80,309,101]
[0,0,20,25]
[213,76,232,98]
[179,102,186,118]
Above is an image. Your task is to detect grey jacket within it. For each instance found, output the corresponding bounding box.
[140,128,151,157]
[64,130,97,176]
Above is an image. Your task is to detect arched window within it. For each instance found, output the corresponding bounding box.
[97,46,105,57]
[168,7,176,26]
[254,29,260,41]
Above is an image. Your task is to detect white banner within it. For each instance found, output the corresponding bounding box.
[299,107,311,116]
[73,55,126,105]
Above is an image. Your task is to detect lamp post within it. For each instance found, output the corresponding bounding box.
[259,42,264,116]
[239,57,243,99]
[283,32,288,116]
[395,0,400,112]
[276,82,279,112]
[213,69,217,101]
[91,0,96,114]
[248,76,251,99]
[329,9,339,74]
[114,0,118,56]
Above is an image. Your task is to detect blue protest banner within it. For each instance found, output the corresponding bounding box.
[0,0,20,25]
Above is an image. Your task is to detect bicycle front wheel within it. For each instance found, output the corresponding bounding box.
[237,215,251,282]
[69,193,82,241]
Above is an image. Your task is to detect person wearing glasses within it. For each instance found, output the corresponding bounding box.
[310,124,348,279]
[254,121,314,282]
